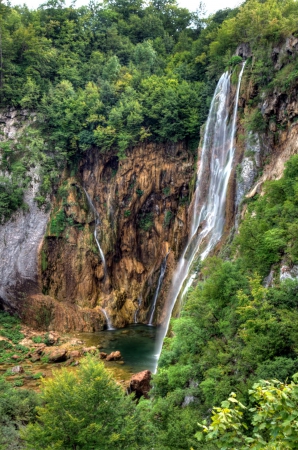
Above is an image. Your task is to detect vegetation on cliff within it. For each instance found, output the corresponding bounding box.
[1,0,298,221]
[1,0,298,448]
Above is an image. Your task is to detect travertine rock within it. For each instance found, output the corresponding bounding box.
[39,142,194,329]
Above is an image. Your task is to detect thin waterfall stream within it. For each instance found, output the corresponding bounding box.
[83,188,115,330]
[154,63,246,371]
[100,307,115,331]
[148,252,169,326]
[83,188,107,274]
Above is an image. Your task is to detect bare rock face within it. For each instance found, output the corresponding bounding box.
[247,123,298,198]
[272,35,298,70]
[21,294,106,332]
[0,111,50,312]
[236,43,252,59]
[129,370,152,399]
[235,133,260,208]
[280,264,298,282]
[38,142,194,330]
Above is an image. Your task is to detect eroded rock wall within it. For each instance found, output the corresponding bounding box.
[39,142,194,329]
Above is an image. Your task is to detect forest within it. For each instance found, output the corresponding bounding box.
[1,0,298,448]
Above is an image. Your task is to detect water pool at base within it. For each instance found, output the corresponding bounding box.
[72,324,157,379]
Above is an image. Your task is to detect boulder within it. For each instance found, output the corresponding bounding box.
[43,348,67,363]
[69,338,84,346]
[68,350,81,359]
[129,370,152,399]
[82,346,97,354]
[11,366,24,374]
[106,351,121,361]
[30,353,41,362]
[45,332,60,345]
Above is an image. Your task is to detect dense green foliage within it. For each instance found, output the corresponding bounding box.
[0,0,208,158]
[0,377,38,450]
[1,0,298,448]
[236,155,298,276]
[197,376,298,449]
[142,156,298,448]
[1,0,298,223]
[23,357,137,449]
[0,312,24,344]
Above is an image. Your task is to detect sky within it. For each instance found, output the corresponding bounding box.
[8,0,242,16]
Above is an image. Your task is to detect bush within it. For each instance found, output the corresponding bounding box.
[23,357,137,450]
[0,377,38,450]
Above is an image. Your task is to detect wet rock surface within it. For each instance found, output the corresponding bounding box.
[38,142,194,330]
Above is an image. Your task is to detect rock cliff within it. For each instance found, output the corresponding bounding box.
[2,43,298,332]
[23,142,194,330]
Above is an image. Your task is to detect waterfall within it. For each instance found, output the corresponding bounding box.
[154,63,246,370]
[100,307,115,331]
[148,253,169,326]
[83,188,107,274]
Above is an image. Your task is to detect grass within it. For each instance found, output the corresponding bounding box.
[0,312,24,344]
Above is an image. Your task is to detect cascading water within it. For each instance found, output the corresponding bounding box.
[100,307,115,331]
[83,189,113,329]
[154,63,246,370]
[148,253,169,326]
[83,188,107,274]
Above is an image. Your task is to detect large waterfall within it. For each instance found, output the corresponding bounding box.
[154,63,246,370]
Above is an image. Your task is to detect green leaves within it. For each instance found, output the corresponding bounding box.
[197,376,298,449]
[23,357,137,450]
[235,155,298,276]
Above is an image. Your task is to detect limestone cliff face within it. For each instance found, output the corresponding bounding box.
[0,110,50,312]
[38,142,194,330]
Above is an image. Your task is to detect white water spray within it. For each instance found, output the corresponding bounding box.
[83,188,107,274]
[100,307,115,331]
[154,63,246,370]
[148,253,169,326]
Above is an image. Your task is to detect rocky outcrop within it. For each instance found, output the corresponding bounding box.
[272,35,298,71]
[129,370,152,399]
[37,142,193,330]
[21,294,106,332]
[106,351,122,361]
[246,123,298,198]
[236,43,252,59]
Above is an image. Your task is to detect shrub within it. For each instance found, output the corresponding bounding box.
[23,357,137,450]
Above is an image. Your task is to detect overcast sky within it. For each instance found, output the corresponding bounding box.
[8,0,242,16]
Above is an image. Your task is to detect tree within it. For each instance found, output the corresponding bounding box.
[0,376,38,450]
[196,374,298,449]
[23,357,137,450]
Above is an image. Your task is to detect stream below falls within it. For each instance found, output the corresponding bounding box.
[71,324,157,377]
